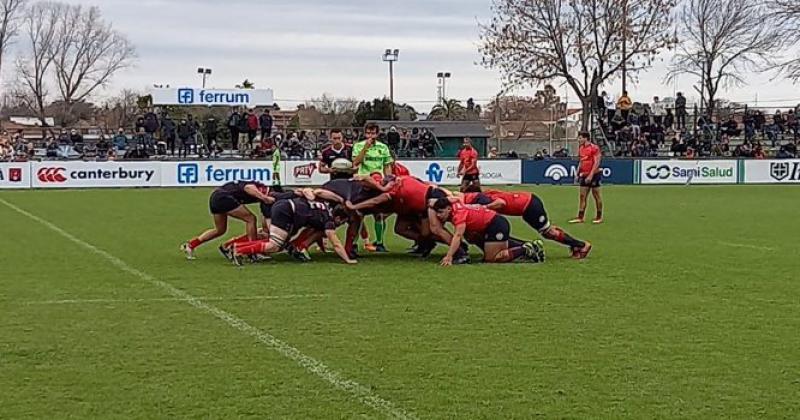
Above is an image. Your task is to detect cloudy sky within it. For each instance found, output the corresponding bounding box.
[26,0,800,111]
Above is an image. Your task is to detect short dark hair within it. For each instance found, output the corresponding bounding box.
[579,132,591,140]
[365,123,379,133]
[330,128,343,135]
[432,198,451,211]
[332,204,350,221]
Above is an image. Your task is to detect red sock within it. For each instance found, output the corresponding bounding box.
[291,230,313,251]
[235,240,267,256]
[188,238,203,249]
[223,234,250,249]
[360,224,369,240]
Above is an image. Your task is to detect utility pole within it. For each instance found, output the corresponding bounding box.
[382,49,400,120]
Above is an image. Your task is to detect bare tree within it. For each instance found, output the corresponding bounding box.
[303,93,359,127]
[0,0,26,79]
[480,0,676,129]
[14,1,59,125]
[771,0,800,82]
[100,88,141,131]
[50,4,136,124]
[667,0,781,119]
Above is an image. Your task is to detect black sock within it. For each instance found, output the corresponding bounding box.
[578,210,586,219]
[545,226,585,249]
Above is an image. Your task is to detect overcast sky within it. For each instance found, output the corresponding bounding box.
[23,0,800,111]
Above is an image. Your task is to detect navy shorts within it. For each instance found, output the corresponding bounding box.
[461,173,480,183]
[209,191,240,214]
[579,175,601,188]
[482,215,510,243]
[270,200,295,233]
[522,196,551,233]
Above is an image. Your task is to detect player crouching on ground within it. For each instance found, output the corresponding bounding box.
[230,197,356,265]
[461,190,593,259]
[430,198,545,266]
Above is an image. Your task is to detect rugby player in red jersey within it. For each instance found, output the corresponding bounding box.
[570,132,604,224]
[462,190,593,259]
[231,198,355,265]
[181,180,273,260]
[430,198,544,266]
[457,137,480,193]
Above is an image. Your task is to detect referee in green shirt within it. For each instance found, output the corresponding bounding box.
[352,123,394,252]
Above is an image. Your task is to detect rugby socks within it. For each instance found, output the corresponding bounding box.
[234,240,267,256]
[509,237,525,248]
[374,219,385,245]
[595,210,603,219]
[577,210,586,220]
[188,238,203,250]
[223,234,250,249]
[360,224,369,240]
[544,226,585,249]
[291,230,314,251]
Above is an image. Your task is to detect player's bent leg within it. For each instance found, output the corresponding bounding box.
[182,213,229,260]
[227,205,259,240]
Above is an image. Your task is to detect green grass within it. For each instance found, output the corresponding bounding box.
[1,185,799,419]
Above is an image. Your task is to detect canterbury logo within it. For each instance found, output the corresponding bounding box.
[37,167,67,183]
[293,163,317,178]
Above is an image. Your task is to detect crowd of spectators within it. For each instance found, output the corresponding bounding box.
[596,91,799,159]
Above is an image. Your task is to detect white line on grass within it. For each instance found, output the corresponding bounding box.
[22,294,330,306]
[719,241,775,252]
[0,198,416,420]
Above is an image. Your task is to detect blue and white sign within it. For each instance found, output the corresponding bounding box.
[523,159,635,184]
[162,161,275,187]
[401,160,521,185]
[639,160,737,184]
[151,87,274,107]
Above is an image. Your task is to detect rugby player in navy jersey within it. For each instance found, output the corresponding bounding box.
[232,198,356,265]
[181,180,273,260]
[318,129,353,180]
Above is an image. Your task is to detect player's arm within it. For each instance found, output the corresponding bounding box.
[326,229,357,264]
[354,174,393,192]
[313,189,344,204]
[351,141,369,168]
[441,223,466,267]
[244,184,274,203]
[318,158,332,174]
[485,198,507,211]
[587,149,602,181]
[346,193,392,212]
[300,188,316,201]
[427,207,453,245]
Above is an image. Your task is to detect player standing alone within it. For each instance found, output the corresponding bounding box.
[352,123,393,252]
[570,132,604,224]
[457,137,480,193]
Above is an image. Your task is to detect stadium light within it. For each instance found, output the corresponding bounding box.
[437,72,452,105]
[382,49,400,120]
[197,67,212,88]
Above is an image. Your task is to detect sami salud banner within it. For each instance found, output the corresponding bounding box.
[522,159,635,185]
[639,160,738,184]
[743,159,800,184]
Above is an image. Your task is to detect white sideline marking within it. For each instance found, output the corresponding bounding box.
[22,294,329,306]
[0,198,416,420]
[719,241,775,252]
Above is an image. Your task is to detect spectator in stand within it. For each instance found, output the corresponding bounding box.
[408,128,421,157]
[786,109,798,140]
[744,113,756,142]
[386,126,401,153]
[664,108,675,130]
[57,129,73,158]
[287,133,303,159]
[651,96,666,127]
[143,109,160,140]
[617,91,633,121]
[421,128,436,157]
[246,109,259,148]
[0,136,12,161]
[754,111,766,135]
[135,116,145,133]
[675,92,687,130]
[686,146,696,159]
[238,109,252,152]
[720,116,741,138]
[317,130,329,148]
[259,109,273,140]
[161,115,176,155]
[69,129,84,153]
[203,118,218,157]
[227,109,241,152]
[627,111,641,141]
[96,135,110,161]
[113,128,129,154]
[399,128,410,155]
[45,136,58,159]
[602,91,616,125]
[300,130,316,159]
[754,145,767,159]
[487,147,499,159]
[177,119,193,158]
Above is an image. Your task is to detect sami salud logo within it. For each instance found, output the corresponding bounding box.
[177,163,271,184]
[177,88,251,106]
[426,163,444,183]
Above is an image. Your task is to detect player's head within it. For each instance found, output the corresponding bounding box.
[331,204,350,225]
[364,123,379,140]
[462,137,472,148]
[432,198,453,220]
[330,128,343,146]
[578,131,591,146]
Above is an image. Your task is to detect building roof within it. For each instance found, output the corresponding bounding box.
[367,120,490,138]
